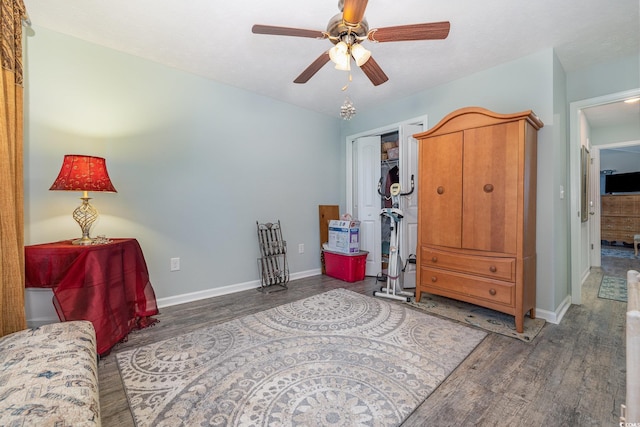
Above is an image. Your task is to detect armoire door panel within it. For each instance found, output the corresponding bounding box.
[420,132,463,248]
[462,123,519,253]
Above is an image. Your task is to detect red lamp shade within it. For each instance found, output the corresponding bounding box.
[49,155,117,193]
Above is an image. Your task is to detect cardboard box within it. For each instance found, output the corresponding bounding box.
[324,250,368,282]
[327,220,360,254]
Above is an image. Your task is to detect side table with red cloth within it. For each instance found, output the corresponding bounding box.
[25,238,159,355]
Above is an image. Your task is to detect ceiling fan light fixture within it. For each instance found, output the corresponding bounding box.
[350,42,371,66]
[329,41,351,70]
[329,41,348,62]
[334,56,351,70]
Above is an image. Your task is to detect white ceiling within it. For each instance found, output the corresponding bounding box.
[582,99,640,129]
[23,0,640,119]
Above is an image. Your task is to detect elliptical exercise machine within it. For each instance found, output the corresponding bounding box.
[374,175,415,302]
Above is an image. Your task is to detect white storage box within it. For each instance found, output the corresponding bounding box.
[328,220,360,254]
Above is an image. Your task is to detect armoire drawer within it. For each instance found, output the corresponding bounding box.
[421,246,515,282]
[420,267,515,307]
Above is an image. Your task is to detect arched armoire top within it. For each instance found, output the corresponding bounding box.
[413,107,544,140]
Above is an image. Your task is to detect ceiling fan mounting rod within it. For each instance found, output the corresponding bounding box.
[341,32,357,45]
[326,12,369,45]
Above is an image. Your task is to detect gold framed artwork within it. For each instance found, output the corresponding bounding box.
[581,146,590,223]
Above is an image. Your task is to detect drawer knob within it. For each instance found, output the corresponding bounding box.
[483,184,494,193]
[489,266,497,273]
[437,186,445,195]
[489,288,497,296]
[431,276,437,282]
[431,256,438,263]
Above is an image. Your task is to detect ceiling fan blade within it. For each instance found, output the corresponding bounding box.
[359,56,389,86]
[342,0,369,25]
[368,21,450,42]
[252,24,326,39]
[294,52,331,84]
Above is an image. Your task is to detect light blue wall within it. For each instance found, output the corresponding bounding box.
[340,49,556,136]
[600,150,640,174]
[567,54,640,151]
[591,123,640,146]
[551,52,570,310]
[567,54,640,104]
[566,54,640,154]
[24,26,342,301]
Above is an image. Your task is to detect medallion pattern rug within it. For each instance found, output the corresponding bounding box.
[116,288,486,427]
[407,294,545,342]
[598,275,627,302]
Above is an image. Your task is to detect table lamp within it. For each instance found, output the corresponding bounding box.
[49,154,117,245]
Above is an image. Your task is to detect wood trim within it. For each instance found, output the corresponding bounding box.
[413,107,544,140]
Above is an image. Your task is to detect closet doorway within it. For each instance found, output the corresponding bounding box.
[346,116,426,285]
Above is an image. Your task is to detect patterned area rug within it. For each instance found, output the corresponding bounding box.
[598,275,627,302]
[407,294,545,342]
[116,288,486,427]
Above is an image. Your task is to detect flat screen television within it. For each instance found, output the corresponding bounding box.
[605,171,640,194]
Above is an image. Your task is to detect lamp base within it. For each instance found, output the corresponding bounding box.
[73,197,99,246]
[72,236,95,246]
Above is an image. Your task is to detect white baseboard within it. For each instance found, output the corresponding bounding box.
[28,269,573,328]
[535,294,571,325]
[26,269,572,330]
[156,268,322,308]
[25,269,322,326]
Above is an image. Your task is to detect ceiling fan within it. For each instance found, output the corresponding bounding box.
[251,0,450,86]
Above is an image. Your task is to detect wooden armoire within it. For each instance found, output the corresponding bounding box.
[413,107,543,333]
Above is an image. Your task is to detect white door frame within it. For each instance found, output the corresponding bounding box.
[346,115,428,274]
[346,115,427,213]
[569,88,640,305]
[590,140,640,268]
[588,146,601,269]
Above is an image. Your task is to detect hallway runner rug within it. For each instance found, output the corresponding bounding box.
[598,275,627,302]
[407,294,545,342]
[116,288,486,427]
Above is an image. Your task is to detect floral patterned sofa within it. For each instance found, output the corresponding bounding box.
[0,320,100,426]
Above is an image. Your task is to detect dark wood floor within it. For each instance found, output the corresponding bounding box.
[98,249,639,426]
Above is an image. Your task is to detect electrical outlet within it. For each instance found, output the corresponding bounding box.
[170,257,180,271]
[298,244,304,254]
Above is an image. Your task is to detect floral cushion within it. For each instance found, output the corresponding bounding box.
[0,321,100,426]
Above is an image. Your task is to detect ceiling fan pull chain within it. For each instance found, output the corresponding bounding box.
[341,69,353,91]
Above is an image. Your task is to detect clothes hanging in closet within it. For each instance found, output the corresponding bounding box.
[383,165,399,208]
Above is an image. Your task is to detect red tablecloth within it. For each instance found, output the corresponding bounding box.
[25,238,159,355]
